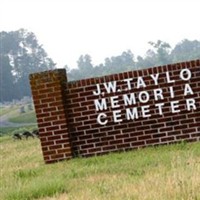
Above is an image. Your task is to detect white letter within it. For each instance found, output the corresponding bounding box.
[104,81,117,93]
[166,72,175,83]
[150,73,159,85]
[123,93,136,106]
[126,107,139,120]
[137,77,146,88]
[138,91,150,103]
[141,105,151,118]
[180,69,192,81]
[97,113,108,125]
[153,89,164,101]
[186,98,196,111]
[169,86,175,98]
[184,84,194,96]
[155,103,164,115]
[124,78,133,90]
[94,98,107,111]
[93,84,101,95]
[110,96,120,108]
[113,110,122,123]
[171,101,180,113]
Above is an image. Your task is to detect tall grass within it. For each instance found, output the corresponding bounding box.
[1,135,200,200]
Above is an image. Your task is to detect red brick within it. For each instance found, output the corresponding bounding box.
[46,126,60,131]
[109,139,123,145]
[103,145,116,151]
[42,141,54,146]
[49,144,62,150]
[44,116,58,121]
[145,129,159,134]
[37,113,50,118]
[52,120,67,125]
[167,130,181,136]
[50,153,65,160]
[81,144,94,149]
[56,148,70,154]
[54,130,68,135]
[129,131,144,137]
[146,139,160,144]
[43,150,56,156]
[182,128,196,134]
[138,135,152,140]
[188,123,199,128]
[161,136,174,142]
[40,131,53,137]
[176,134,190,140]
[79,134,93,140]
[88,148,102,153]
[115,133,130,139]
[43,107,57,112]
[160,127,173,132]
[39,88,54,94]
[39,122,52,128]
[153,133,166,138]
[124,137,137,143]
[119,143,132,149]
[48,135,62,141]
[131,141,145,147]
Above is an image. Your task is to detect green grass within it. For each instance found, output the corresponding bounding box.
[0,127,18,135]
[0,107,12,116]
[1,136,200,200]
[0,104,37,124]
[9,111,37,123]
[0,125,38,136]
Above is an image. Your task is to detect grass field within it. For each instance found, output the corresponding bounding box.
[4,105,37,124]
[0,107,13,117]
[0,104,37,127]
[8,111,37,124]
[0,125,37,136]
[0,104,37,137]
[1,135,200,200]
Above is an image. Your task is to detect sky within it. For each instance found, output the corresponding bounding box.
[0,0,199,68]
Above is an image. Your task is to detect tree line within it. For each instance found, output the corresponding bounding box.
[0,29,200,102]
[67,40,200,80]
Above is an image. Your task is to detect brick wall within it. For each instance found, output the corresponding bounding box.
[29,70,72,163]
[30,60,200,163]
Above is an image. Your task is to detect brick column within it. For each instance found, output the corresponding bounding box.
[29,69,72,164]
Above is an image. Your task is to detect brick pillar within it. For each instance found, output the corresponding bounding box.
[29,69,72,164]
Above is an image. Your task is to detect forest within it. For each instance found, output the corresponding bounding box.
[0,29,200,102]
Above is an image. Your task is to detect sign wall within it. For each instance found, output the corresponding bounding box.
[30,60,200,163]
